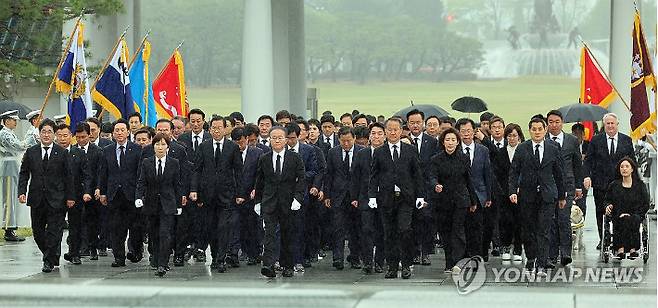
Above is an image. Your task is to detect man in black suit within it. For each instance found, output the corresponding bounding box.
[583,113,635,249]
[18,119,75,272]
[256,115,274,150]
[546,110,583,267]
[98,119,144,267]
[406,109,439,265]
[284,123,319,271]
[56,124,92,265]
[318,115,337,253]
[456,118,493,260]
[189,116,245,273]
[177,109,211,262]
[351,122,386,274]
[253,126,306,278]
[509,117,566,276]
[301,119,328,264]
[324,127,364,270]
[228,127,264,266]
[141,119,190,266]
[74,122,104,260]
[369,118,425,279]
[86,117,111,256]
[319,115,339,150]
[136,133,185,276]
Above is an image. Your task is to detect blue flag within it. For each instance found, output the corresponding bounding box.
[92,38,134,120]
[55,22,92,127]
[129,40,157,127]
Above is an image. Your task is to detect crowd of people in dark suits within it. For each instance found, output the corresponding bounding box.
[13,106,650,278]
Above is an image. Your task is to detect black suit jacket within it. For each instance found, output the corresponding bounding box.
[81,143,102,193]
[135,156,183,216]
[480,138,508,198]
[368,142,424,203]
[583,132,635,189]
[325,145,364,207]
[240,146,263,196]
[98,141,143,203]
[509,140,566,204]
[412,133,440,199]
[141,140,190,193]
[254,150,306,214]
[66,146,92,202]
[190,138,245,204]
[547,132,583,192]
[351,146,375,210]
[18,143,74,208]
[178,130,211,155]
[97,138,112,148]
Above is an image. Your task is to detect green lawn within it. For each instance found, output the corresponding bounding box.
[187,76,580,127]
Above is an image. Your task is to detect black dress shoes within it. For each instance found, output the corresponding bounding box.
[173,256,184,267]
[217,263,226,273]
[282,268,294,277]
[374,263,384,273]
[561,257,572,266]
[401,267,411,279]
[41,261,53,273]
[384,269,398,279]
[333,261,344,270]
[247,257,258,266]
[4,229,25,242]
[63,253,72,263]
[155,266,167,277]
[111,259,126,267]
[71,256,82,265]
[362,264,373,274]
[90,249,98,260]
[421,255,431,266]
[261,266,276,278]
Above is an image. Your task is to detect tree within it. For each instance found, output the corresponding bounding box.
[0,0,124,100]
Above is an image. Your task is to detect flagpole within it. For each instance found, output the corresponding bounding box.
[94,26,131,120]
[37,11,85,123]
[152,41,185,85]
[127,29,151,69]
[582,42,632,111]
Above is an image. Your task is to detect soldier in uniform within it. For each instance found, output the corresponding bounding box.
[0,110,30,241]
[24,110,41,148]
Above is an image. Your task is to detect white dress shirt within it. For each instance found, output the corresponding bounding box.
[156,155,167,174]
[116,141,128,166]
[258,136,270,147]
[531,140,545,163]
[323,134,335,148]
[192,130,205,150]
[507,144,517,163]
[388,141,401,192]
[461,142,475,164]
[272,148,286,172]
[411,132,423,153]
[213,138,224,156]
[548,131,564,147]
[40,143,52,158]
[342,145,354,167]
[607,132,619,154]
[491,137,505,149]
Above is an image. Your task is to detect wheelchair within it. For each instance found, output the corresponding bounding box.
[600,213,650,264]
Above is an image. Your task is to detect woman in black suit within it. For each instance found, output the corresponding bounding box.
[604,157,650,259]
[135,133,185,277]
[428,128,478,274]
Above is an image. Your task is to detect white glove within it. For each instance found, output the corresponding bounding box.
[254,203,261,216]
[175,208,182,216]
[416,198,426,209]
[291,198,302,211]
[135,199,144,208]
[368,198,378,209]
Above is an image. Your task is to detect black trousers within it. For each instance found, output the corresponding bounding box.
[31,201,66,265]
[66,202,83,257]
[499,198,523,254]
[549,192,574,260]
[436,203,467,269]
[360,208,385,266]
[199,200,235,263]
[83,201,101,252]
[482,196,501,255]
[593,187,608,242]
[466,206,483,257]
[148,212,175,267]
[109,191,140,261]
[520,197,553,268]
[330,199,362,263]
[127,207,146,257]
[303,198,321,260]
[173,205,193,257]
[237,201,263,259]
[379,193,414,269]
[262,203,295,269]
[412,205,435,256]
[612,215,642,250]
[98,202,112,250]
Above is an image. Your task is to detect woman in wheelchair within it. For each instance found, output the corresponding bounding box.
[604,157,650,260]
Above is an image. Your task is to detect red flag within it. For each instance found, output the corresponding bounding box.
[152,49,187,119]
[580,46,617,140]
[630,11,657,140]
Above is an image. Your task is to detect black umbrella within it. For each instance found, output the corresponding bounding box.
[393,104,450,119]
[451,96,488,113]
[557,103,608,123]
[0,100,33,119]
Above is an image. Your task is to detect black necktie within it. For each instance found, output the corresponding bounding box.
[194,136,199,151]
[275,154,281,175]
[215,142,222,163]
[609,137,615,156]
[535,144,541,164]
[344,150,350,174]
[158,158,163,177]
[496,142,501,148]
[119,145,125,168]
[42,147,49,169]
[392,145,399,162]
[261,139,268,145]
[290,148,295,153]
[326,137,331,146]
